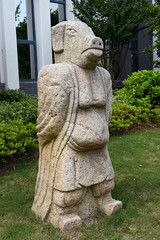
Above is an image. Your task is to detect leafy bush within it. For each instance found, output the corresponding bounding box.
[150,108,160,124]
[0,89,28,102]
[109,102,151,135]
[0,97,38,124]
[0,94,38,163]
[115,70,160,108]
[0,120,38,163]
[110,89,160,135]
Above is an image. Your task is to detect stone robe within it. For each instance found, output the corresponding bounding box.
[32,63,114,220]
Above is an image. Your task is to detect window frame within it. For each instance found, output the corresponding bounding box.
[16,0,38,82]
[131,33,139,72]
[50,0,66,20]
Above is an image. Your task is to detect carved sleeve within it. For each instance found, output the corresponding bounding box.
[37,80,69,146]
[103,70,113,124]
[106,74,112,124]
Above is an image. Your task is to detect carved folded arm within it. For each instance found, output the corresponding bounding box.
[104,70,113,124]
[37,84,69,145]
[106,77,112,124]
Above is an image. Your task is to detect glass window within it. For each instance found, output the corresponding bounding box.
[15,0,34,41]
[50,1,66,63]
[14,0,37,80]
[17,44,35,79]
[131,34,139,72]
[50,3,65,27]
[131,53,139,72]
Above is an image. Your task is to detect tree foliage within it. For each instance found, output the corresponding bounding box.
[72,0,150,82]
[50,9,59,26]
[15,0,22,22]
[145,0,160,68]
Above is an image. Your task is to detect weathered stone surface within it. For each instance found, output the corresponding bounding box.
[32,20,122,231]
[59,214,82,231]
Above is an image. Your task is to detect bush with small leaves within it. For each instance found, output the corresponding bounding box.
[116,70,160,108]
[0,97,38,124]
[150,108,160,124]
[109,102,151,135]
[0,120,38,163]
[0,88,28,102]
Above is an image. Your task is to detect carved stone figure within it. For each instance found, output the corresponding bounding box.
[32,21,122,231]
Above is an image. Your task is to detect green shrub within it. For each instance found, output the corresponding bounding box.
[110,70,160,134]
[150,108,160,125]
[116,70,160,108]
[0,120,38,163]
[0,97,38,124]
[109,102,151,135]
[0,89,28,102]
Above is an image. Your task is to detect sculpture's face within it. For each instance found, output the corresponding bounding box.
[52,21,104,69]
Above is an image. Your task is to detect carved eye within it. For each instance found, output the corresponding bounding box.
[67,28,77,34]
[70,29,76,34]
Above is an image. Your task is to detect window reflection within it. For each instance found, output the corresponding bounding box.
[50,3,65,27]
[14,0,36,80]
[50,3,65,63]
[14,0,34,41]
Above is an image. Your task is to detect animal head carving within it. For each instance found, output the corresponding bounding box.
[51,21,104,69]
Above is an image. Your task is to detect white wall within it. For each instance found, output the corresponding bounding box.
[66,0,75,21]
[0,0,19,89]
[33,0,53,72]
[26,0,35,79]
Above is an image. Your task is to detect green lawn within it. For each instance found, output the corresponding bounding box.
[0,129,160,240]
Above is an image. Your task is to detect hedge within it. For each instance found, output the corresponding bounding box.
[0,120,38,163]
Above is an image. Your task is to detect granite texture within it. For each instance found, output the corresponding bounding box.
[32,21,122,231]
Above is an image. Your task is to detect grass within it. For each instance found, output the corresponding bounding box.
[0,129,160,240]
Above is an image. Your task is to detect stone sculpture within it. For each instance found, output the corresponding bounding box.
[32,21,122,231]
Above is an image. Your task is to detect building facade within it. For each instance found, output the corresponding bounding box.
[0,0,76,95]
[0,0,159,95]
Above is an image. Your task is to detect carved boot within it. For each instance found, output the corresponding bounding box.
[92,179,122,216]
[49,188,86,231]
[98,192,122,216]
